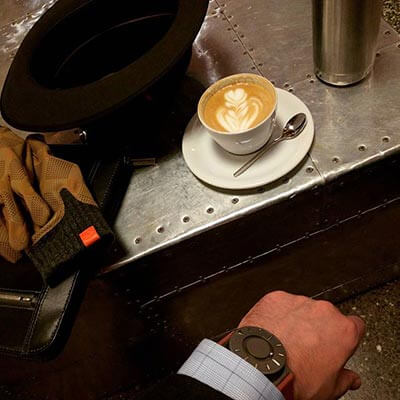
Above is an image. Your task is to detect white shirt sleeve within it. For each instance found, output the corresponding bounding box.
[178,339,284,400]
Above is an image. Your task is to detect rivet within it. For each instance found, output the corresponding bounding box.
[284,82,290,88]
[243,51,248,55]
[288,88,294,92]
[309,79,315,83]
[227,27,231,31]
[358,144,367,152]
[306,166,314,173]
[157,226,164,234]
[382,136,390,143]
[233,39,238,42]
[232,197,239,204]
[251,66,256,70]
[234,24,238,28]
[270,80,276,85]
[258,63,263,67]
[207,207,214,214]
[182,216,190,223]
[240,34,245,38]
[376,52,381,57]
[332,156,340,163]
[384,30,391,35]
[306,73,312,78]
[134,237,141,244]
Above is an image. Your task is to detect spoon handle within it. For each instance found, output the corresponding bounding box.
[233,137,282,178]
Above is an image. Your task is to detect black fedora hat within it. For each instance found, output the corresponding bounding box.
[0,0,208,132]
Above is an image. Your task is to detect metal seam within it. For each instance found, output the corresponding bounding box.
[214,0,264,77]
[139,193,400,309]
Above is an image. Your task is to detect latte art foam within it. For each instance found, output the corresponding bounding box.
[203,82,274,133]
[217,88,263,132]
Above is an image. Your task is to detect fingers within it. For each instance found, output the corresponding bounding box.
[335,368,361,399]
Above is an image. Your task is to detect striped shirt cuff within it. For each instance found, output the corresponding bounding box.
[178,339,284,400]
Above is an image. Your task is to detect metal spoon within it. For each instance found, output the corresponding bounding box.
[233,113,307,178]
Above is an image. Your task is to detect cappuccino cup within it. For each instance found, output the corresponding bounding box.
[198,73,277,155]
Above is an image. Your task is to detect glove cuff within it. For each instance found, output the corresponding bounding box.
[27,189,114,286]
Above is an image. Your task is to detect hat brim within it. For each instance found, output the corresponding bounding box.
[0,0,208,132]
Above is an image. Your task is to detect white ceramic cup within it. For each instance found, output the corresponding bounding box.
[197,73,277,155]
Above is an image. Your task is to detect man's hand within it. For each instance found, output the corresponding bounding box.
[239,291,365,400]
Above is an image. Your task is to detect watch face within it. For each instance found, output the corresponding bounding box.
[229,326,286,376]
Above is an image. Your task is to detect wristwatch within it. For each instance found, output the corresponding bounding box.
[220,326,294,400]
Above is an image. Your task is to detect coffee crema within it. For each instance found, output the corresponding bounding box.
[202,82,274,133]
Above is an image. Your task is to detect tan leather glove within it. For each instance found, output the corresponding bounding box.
[0,128,50,263]
[24,136,113,286]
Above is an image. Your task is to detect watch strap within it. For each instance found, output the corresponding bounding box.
[277,372,295,400]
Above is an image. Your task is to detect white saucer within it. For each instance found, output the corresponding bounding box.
[182,88,314,190]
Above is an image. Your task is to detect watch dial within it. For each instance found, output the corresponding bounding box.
[229,326,286,375]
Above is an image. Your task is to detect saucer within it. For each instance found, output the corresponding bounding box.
[182,88,314,190]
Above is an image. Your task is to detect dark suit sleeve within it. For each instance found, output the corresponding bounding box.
[137,374,231,400]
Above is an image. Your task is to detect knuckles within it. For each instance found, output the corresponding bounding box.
[314,299,337,312]
[265,290,288,300]
[342,319,361,349]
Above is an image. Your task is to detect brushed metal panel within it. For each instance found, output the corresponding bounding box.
[187,0,255,86]
[0,3,53,105]
[104,0,323,271]
[0,0,53,28]
[1,0,399,273]
[220,0,398,86]
[293,43,400,181]
[107,151,321,272]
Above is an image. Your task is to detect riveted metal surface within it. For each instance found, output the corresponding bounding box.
[106,0,400,271]
[105,0,324,272]
[293,43,400,181]
[187,0,256,87]
[217,0,399,87]
[108,153,320,272]
[1,0,400,274]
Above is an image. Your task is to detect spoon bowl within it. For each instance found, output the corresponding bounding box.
[233,113,307,178]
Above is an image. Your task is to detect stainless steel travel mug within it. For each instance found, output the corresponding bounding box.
[312,0,383,86]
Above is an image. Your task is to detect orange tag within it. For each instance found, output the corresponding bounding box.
[79,226,100,247]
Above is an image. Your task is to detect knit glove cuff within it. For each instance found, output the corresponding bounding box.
[26,189,113,286]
